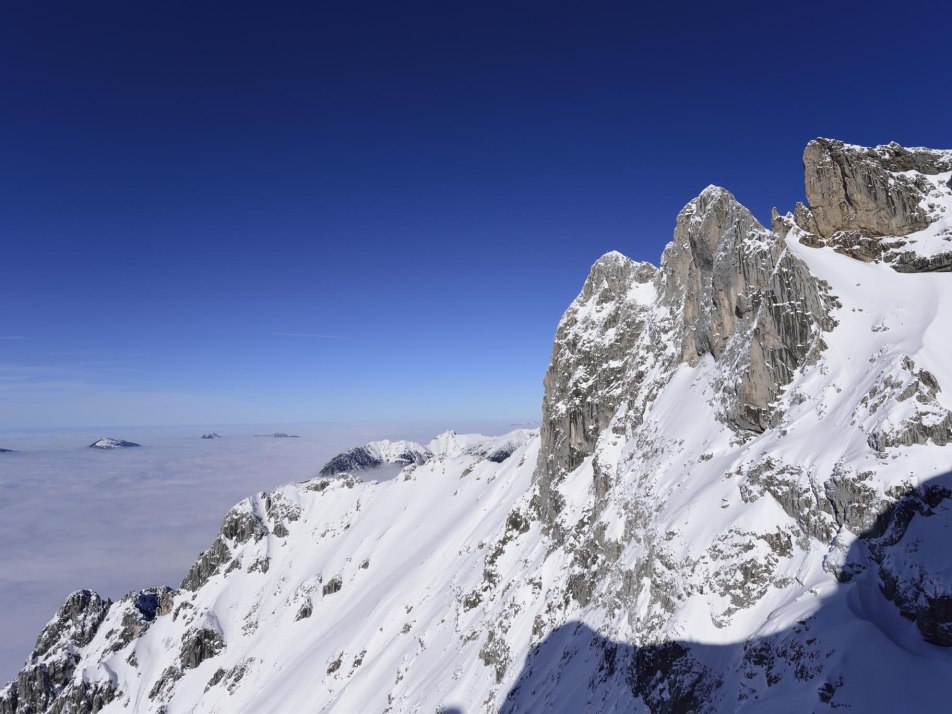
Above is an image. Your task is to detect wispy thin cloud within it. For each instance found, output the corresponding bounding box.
[47,351,122,357]
[273,332,345,339]
[0,379,92,392]
[0,361,141,391]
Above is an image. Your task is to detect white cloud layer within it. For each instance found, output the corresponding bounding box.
[0,420,520,682]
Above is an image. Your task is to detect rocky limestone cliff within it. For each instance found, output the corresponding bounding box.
[790,138,952,271]
[661,186,835,432]
[536,251,657,529]
[537,186,835,532]
[803,139,950,238]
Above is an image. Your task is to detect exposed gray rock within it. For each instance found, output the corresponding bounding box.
[798,139,952,272]
[824,467,886,535]
[48,680,118,713]
[181,507,269,591]
[180,538,232,592]
[179,628,225,670]
[319,441,431,477]
[740,460,836,543]
[0,590,113,714]
[857,355,952,451]
[737,458,896,546]
[890,251,952,273]
[535,251,657,528]
[662,186,834,432]
[803,138,950,239]
[107,587,174,652]
[33,590,111,658]
[322,576,343,596]
[479,628,512,684]
[148,665,182,701]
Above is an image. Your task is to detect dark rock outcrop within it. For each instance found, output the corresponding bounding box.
[862,479,952,646]
[319,441,431,477]
[179,629,225,670]
[0,590,113,714]
[109,588,175,652]
[322,576,343,596]
[181,507,269,591]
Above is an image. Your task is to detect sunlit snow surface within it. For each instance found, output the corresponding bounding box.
[0,420,524,682]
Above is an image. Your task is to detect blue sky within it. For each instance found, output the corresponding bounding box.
[1,1,948,428]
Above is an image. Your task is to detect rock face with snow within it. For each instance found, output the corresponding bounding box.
[5,138,952,713]
[663,186,836,433]
[318,432,535,479]
[89,438,140,449]
[318,439,432,476]
[537,251,657,524]
[791,138,952,271]
[427,429,534,463]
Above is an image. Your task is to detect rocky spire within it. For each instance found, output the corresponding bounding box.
[660,185,834,432]
[535,251,657,526]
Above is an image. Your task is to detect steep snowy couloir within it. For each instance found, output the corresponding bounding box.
[3,139,952,713]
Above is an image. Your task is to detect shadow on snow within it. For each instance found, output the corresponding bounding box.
[500,470,952,713]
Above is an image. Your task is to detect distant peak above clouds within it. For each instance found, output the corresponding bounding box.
[89,438,141,449]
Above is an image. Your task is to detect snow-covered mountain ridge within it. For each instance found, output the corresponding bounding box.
[3,139,952,713]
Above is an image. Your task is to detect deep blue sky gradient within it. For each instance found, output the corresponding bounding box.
[1,1,948,427]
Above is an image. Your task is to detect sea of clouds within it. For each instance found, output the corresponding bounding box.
[0,420,525,682]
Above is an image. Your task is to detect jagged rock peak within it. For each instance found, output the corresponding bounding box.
[535,249,662,529]
[33,589,111,658]
[583,251,657,297]
[662,184,834,432]
[665,185,771,357]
